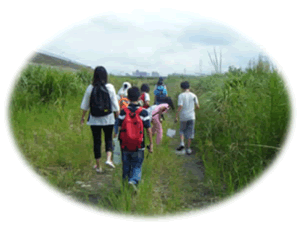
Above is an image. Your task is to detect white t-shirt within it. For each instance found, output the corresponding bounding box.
[143,92,150,102]
[80,83,120,125]
[178,91,199,121]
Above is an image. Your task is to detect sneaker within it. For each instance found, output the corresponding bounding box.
[176,145,185,151]
[93,165,103,173]
[186,148,192,155]
[175,150,186,155]
[105,160,115,169]
[128,181,138,192]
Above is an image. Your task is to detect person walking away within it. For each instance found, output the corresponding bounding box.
[154,77,167,92]
[118,87,153,191]
[117,82,132,101]
[80,66,120,173]
[175,81,199,155]
[112,86,130,164]
[114,88,130,138]
[154,80,168,105]
[139,83,150,109]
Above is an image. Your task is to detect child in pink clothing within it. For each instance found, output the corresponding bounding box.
[150,103,169,145]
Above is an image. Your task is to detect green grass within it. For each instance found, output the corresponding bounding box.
[9,58,291,215]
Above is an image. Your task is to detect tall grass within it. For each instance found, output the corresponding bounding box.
[189,57,290,196]
[10,66,189,215]
[9,58,291,214]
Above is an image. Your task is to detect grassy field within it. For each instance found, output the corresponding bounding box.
[9,57,290,215]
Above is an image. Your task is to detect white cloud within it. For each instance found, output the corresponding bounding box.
[40,9,265,75]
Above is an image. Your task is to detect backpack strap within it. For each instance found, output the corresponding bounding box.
[123,107,130,115]
[135,107,143,115]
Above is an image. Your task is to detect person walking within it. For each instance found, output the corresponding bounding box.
[175,81,199,155]
[118,86,153,191]
[80,66,120,173]
[139,83,150,109]
[117,82,131,101]
[154,79,168,105]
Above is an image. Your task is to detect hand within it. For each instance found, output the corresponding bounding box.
[80,118,84,126]
[148,143,153,153]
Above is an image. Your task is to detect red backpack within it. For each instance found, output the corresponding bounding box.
[119,107,144,151]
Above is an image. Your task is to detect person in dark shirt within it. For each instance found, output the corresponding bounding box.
[118,87,153,191]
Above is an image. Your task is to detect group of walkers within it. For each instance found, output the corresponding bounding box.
[80,66,199,191]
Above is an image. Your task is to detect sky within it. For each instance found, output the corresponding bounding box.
[39,9,264,76]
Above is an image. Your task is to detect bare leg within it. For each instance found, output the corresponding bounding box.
[96,158,101,168]
[187,139,192,148]
[180,134,185,146]
[106,151,112,162]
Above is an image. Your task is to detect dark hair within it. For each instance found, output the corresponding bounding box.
[180,81,190,89]
[157,77,164,86]
[127,87,140,101]
[165,97,175,110]
[92,66,107,86]
[141,83,150,93]
[124,84,128,89]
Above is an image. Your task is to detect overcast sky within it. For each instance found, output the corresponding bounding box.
[40,9,265,76]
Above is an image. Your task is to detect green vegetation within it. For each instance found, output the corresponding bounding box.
[30,52,93,71]
[9,56,290,215]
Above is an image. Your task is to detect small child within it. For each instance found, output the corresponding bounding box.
[139,83,150,109]
[175,81,199,155]
[114,82,131,138]
[118,87,153,191]
[117,82,131,101]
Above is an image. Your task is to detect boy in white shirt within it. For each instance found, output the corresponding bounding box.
[175,81,199,155]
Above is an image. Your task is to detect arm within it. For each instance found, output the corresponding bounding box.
[144,93,150,108]
[109,84,120,113]
[194,96,200,109]
[80,85,92,125]
[80,110,88,125]
[146,127,153,153]
[175,105,183,122]
[175,94,183,122]
[114,111,120,119]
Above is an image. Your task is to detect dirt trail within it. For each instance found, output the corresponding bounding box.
[168,130,210,209]
[70,115,213,211]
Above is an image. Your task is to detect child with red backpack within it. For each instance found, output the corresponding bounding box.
[139,83,150,109]
[118,87,153,190]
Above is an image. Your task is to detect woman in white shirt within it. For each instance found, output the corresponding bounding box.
[80,66,120,173]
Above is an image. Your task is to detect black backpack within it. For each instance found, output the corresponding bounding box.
[90,83,112,117]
